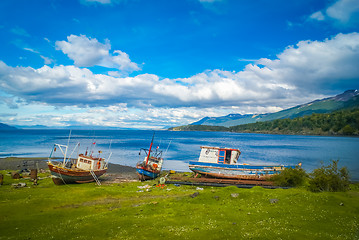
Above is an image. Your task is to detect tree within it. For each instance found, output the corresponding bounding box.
[308,160,350,192]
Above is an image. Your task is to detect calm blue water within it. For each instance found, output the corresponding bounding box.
[1,129,359,181]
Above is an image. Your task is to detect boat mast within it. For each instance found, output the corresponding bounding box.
[145,132,155,165]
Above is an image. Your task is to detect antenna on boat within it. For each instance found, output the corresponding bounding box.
[105,140,112,168]
[66,142,80,164]
[164,140,172,157]
[63,130,72,166]
[89,130,97,157]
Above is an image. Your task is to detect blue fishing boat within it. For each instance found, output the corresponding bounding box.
[136,133,164,181]
[189,146,300,180]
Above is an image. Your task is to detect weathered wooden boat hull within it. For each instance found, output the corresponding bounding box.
[48,163,107,185]
[136,167,160,181]
[189,161,296,180]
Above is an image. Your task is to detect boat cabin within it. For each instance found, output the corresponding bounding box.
[76,154,103,170]
[198,146,241,165]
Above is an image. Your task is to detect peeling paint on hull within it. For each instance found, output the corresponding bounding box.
[136,167,160,181]
[48,163,107,185]
[189,161,296,180]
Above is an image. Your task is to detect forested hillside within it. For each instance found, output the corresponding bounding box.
[169,125,228,132]
[229,108,359,135]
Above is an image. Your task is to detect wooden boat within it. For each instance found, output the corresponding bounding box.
[189,146,300,180]
[136,133,164,181]
[47,133,111,185]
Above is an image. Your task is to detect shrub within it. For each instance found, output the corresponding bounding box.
[270,167,308,187]
[341,124,355,135]
[308,160,350,192]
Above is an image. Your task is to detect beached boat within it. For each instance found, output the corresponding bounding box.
[47,133,111,185]
[136,134,164,181]
[189,146,300,180]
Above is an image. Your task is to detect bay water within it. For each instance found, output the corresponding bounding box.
[1,129,358,181]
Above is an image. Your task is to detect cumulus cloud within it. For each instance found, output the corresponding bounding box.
[1,32,359,128]
[153,33,359,107]
[0,32,359,114]
[309,0,359,26]
[326,0,359,23]
[254,33,359,92]
[55,35,141,74]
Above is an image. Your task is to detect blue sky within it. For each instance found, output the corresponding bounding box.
[0,0,358,129]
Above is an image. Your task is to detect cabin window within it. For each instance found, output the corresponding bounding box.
[80,159,91,164]
[225,151,231,164]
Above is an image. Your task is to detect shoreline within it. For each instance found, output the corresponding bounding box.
[2,157,358,183]
[0,157,139,182]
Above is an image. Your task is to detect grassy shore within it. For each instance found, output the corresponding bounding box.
[0,169,358,240]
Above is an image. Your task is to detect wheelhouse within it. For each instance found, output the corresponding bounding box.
[76,154,104,170]
[198,146,241,165]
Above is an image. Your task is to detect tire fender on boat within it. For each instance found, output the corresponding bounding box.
[159,177,166,184]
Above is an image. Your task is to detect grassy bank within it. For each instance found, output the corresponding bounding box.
[0,170,358,240]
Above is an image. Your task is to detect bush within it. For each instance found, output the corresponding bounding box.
[270,167,308,187]
[341,124,355,135]
[308,160,350,192]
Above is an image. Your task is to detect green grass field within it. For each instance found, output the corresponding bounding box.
[0,170,358,240]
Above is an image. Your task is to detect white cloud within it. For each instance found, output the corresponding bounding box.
[23,48,39,53]
[55,35,141,74]
[23,47,53,65]
[238,58,258,62]
[254,33,359,91]
[309,11,325,21]
[80,0,124,6]
[199,0,222,2]
[309,0,359,26]
[326,0,359,23]
[1,32,359,128]
[40,55,53,65]
[81,0,112,4]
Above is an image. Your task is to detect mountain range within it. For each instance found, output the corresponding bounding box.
[0,123,17,130]
[190,90,359,127]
